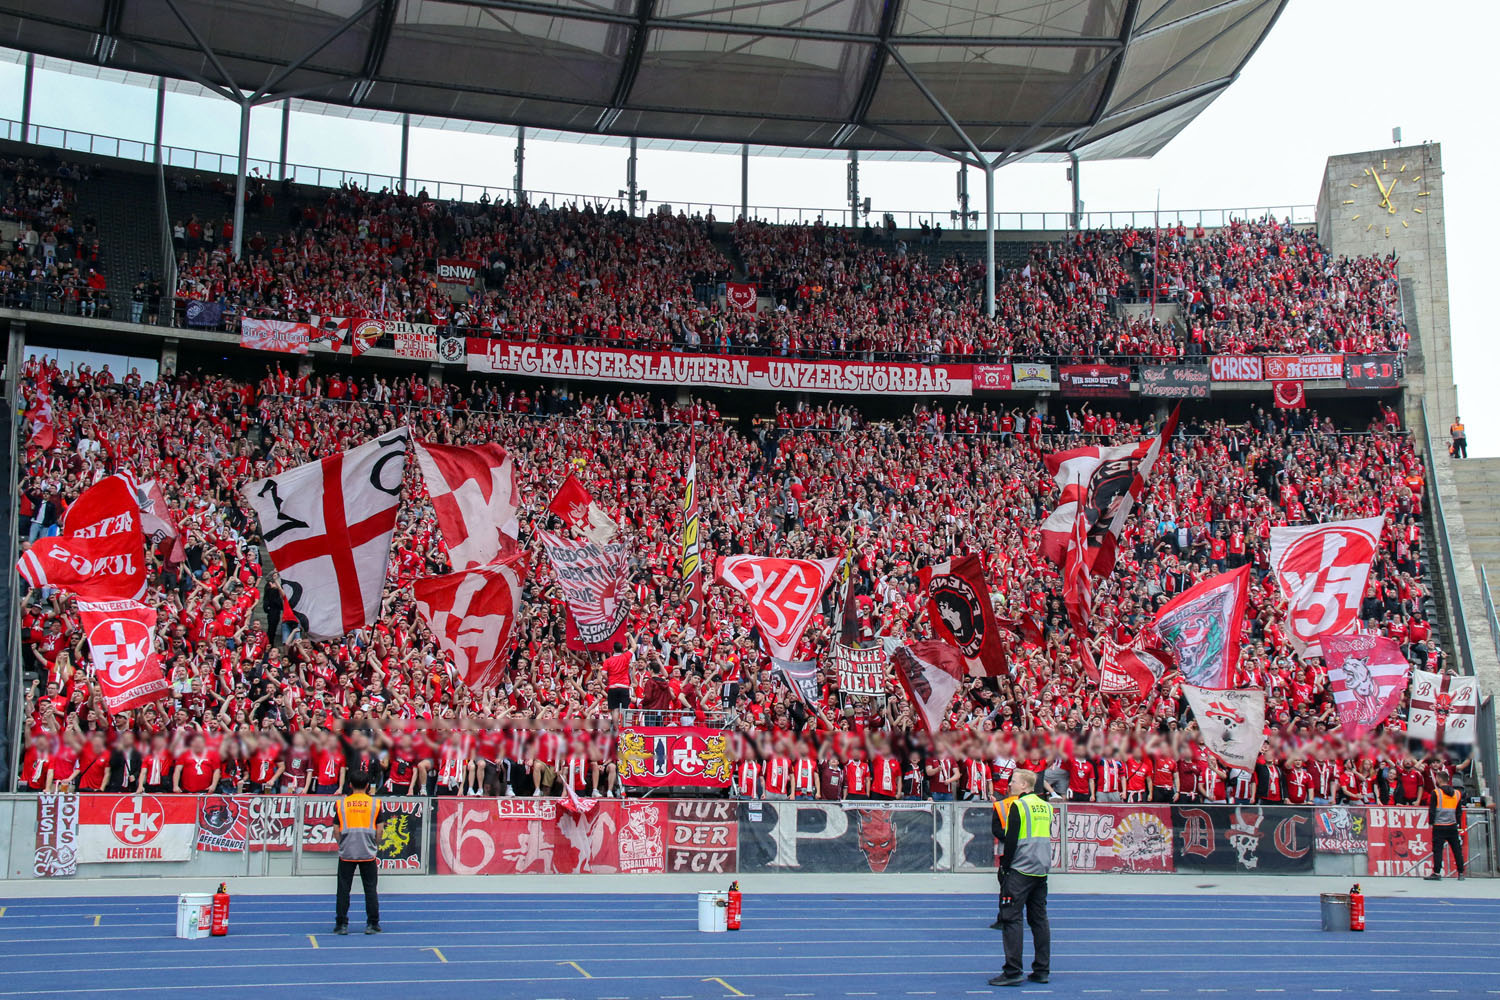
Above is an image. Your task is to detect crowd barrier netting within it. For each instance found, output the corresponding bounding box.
[1,795,1490,880]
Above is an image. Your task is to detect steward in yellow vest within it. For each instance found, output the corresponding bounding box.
[988,770,1052,988]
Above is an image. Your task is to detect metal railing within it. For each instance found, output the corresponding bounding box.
[1420,400,1500,805]
[1,117,1317,231]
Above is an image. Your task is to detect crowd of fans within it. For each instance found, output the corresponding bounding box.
[166,180,1408,364]
[0,157,111,318]
[13,356,1468,808]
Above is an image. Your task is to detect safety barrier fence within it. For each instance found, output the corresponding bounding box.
[2,795,1490,881]
[0,117,1318,232]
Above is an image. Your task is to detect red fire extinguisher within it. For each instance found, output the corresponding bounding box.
[211,883,230,936]
[726,881,742,931]
[1348,884,1365,932]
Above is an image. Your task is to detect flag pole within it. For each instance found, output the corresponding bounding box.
[1150,189,1160,321]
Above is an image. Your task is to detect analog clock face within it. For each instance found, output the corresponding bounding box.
[1344,155,1433,238]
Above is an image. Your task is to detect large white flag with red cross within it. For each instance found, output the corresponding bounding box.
[414,440,521,570]
[243,430,410,639]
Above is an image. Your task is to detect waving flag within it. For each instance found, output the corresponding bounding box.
[1096,635,1172,699]
[25,376,56,450]
[1408,669,1479,745]
[890,640,966,735]
[1040,406,1178,575]
[18,475,148,601]
[307,315,351,351]
[1062,504,1095,639]
[919,553,1008,677]
[244,430,410,639]
[715,555,838,661]
[1183,685,1265,769]
[240,318,311,354]
[680,455,706,630]
[1322,632,1409,741]
[118,472,185,566]
[414,441,520,570]
[548,473,618,544]
[1270,516,1383,656]
[1150,565,1249,690]
[77,597,169,713]
[414,553,528,692]
[538,529,630,651]
[774,658,821,705]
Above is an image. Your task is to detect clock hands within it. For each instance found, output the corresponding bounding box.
[1370,168,1399,214]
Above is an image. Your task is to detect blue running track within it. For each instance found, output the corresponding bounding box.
[0,892,1495,999]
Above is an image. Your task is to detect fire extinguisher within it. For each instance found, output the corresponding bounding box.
[211,883,231,937]
[726,881,742,931]
[1348,884,1365,932]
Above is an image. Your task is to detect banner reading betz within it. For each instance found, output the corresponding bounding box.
[436,799,666,875]
[737,801,935,873]
[1058,364,1130,398]
[617,727,732,787]
[1171,805,1314,873]
[1052,805,1174,873]
[468,340,975,396]
[1366,806,1463,876]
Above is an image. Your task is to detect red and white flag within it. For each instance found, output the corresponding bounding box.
[726,282,758,311]
[1062,504,1095,638]
[715,555,839,661]
[77,794,196,863]
[548,473,617,544]
[350,318,384,357]
[919,553,1008,677]
[890,640,966,735]
[538,529,630,651]
[1096,634,1171,699]
[1150,565,1249,690]
[1272,380,1305,408]
[1322,632,1409,742]
[1408,669,1479,745]
[25,377,56,450]
[414,440,520,571]
[240,318,311,354]
[1040,406,1178,575]
[1269,516,1383,657]
[307,315,350,350]
[120,472,186,565]
[77,598,169,714]
[243,430,410,639]
[17,475,147,601]
[414,553,528,692]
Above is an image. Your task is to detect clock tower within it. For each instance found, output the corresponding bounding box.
[1316,142,1453,430]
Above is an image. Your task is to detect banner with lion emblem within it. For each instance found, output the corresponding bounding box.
[617,727,732,788]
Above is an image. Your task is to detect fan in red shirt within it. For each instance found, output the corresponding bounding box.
[174,734,222,793]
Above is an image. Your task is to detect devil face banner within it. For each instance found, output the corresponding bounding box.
[737,801,936,873]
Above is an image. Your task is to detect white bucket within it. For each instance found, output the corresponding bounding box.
[176,893,213,940]
[697,890,728,933]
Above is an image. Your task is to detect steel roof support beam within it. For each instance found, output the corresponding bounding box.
[1082,0,1138,136]
[1136,0,1260,37]
[598,0,657,132]
[1106,0,1276,116]
[95,0,125,64]
[352,0,400,105]
[990,52,1121,169]
[19,54,33,143]
[232,100,250,262]
[251,0,382,103]
[837,0,902,147]
[130,39,240,103]
[162,0,239,94]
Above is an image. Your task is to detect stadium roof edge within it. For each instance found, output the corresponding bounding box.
[0,0,1288,162]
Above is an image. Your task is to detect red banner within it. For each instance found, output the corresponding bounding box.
[468,340,976,395]
[1264,354,1344,380]
[667,800,738,874]
[726,282,758,311]
[240,319,312,354]
[437,258,481,286]
[436,799,667,875]
[617,727,732,788]
[77,598,169,714]
[76,794,196,863]
[972,364,1012,391]
[1209,355,1263,381]
[1368,806,1437,876]
[1058,364,1130,398]
[1051,804,1174,873]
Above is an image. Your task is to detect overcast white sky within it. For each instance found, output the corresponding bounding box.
[1,1,1494,449]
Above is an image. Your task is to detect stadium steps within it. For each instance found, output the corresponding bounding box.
[73,168,164,310]
[1451,457,1500,589]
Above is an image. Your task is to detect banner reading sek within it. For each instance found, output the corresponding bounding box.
[436,799,666,875]
[469,340,976,396]
[617,727,732,787]
[77,794,196,863]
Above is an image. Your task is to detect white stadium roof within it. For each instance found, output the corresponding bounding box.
[0,0,1287,161]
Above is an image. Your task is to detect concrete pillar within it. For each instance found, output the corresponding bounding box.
[514,126,526,204]
[984,162,995,318]
[957,165,970,231]
[232,101,250,260]
[19,54,34,143]
[161,338,179,379]
[399,113,410,191]
[278,101,290,182]
[1069,152,1081,229]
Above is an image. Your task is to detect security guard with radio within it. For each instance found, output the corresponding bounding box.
[988,769,1052,987]
[332,772,384,935]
